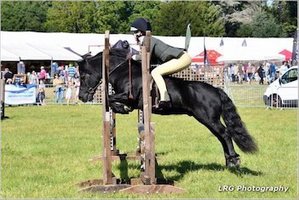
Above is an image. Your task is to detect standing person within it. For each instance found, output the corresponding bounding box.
[227,64,234,82]
[67,63,76,81]
[58,65,67,83]
[53,74,65,104]
[17,61,25,74]
[257,64,264,85]
[65,80,73,105]
[130,17,192,109]
[3,68,13,83]
[74,78,80,104]
[237,63,244,84]
[29,71,38,85]
[247,63,253,84]
[269,62,276,83]
[279,61,288,76]
[233,63,239,82]
[243,63,248,82]
[38,66,47,82]
[36,80,46,105]
[51,62,58,77]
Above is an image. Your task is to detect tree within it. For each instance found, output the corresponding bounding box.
[128,1,161,32]
[214,1,270,37]
[44,1,97,33]
[269,0,297,37]
[1,1,50,31]
[250,12,285,37]
[154,1,225,36]
[236,24,253,37]
[93,1,128,33]
[93,1,161,34]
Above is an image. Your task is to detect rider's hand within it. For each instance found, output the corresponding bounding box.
[132,54,141,61]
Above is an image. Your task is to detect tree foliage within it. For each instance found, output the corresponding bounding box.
[94,1,129,34]
[0,0,296,38]
[1,1,50,31]
[237,11,285,37]
[44,1,97,33]
[251,12,284,37]
[268,0,297,37]
[154,1,225,36]
[128,1,161,30]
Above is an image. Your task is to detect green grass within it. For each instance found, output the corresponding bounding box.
[1,105,298,198]
[226,81,269,107]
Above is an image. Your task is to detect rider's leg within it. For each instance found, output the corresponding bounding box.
[151,52,191,102]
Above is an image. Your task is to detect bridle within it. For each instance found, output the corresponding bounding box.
[85,56,128,96]
[85,50,133,99]
[86,74,102,95]
[108,54,134,99]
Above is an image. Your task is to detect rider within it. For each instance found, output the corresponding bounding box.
[130,17,192,109]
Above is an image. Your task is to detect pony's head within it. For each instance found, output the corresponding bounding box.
[78,48,131,102]
[78,52,103,102]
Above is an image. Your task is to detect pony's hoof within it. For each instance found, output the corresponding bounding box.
[124,105,132,112]
[226,156,241,168]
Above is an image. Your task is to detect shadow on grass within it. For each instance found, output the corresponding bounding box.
[116,157,263,183]
[157,160,263,181]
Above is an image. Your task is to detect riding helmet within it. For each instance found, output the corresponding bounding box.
[130,18,152,33]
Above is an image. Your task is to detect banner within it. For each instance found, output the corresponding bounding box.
[5,84,36,105]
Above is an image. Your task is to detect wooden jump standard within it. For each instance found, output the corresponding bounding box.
[78,30,184,194]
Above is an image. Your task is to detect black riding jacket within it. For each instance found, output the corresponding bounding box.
[149,37,185,65]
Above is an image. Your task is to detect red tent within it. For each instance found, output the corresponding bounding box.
[279,49,292,61]
[192,50,222,65]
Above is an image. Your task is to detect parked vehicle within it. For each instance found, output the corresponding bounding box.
[263,66,298,107]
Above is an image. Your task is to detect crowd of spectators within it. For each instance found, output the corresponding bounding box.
[225,61,292,85]
[2,62,80,105]
[52,63,80,105]
[1,59,294,106]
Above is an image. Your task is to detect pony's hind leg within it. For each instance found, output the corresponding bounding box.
[196,116,240,168]
[210,121,240,168]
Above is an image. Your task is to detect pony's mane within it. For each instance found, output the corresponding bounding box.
[82,51,102,63]
[81,47,130,64]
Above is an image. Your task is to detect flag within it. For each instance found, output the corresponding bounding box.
[242,39,247,47]
[203,37,209,66]
[185,23,191,51]
[220,38,224,46]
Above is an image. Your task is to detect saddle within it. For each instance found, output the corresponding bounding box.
[111,40,170,110]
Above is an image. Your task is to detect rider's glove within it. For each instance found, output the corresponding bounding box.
[132,54,141,61]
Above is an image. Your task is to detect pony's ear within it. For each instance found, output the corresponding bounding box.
[121,40,130,49]
[81,52,92,59]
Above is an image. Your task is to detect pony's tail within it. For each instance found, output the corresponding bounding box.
[218,89,258,153]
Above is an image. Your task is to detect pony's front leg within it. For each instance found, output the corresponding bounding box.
[108,93,132,114]
[109,102,132,114]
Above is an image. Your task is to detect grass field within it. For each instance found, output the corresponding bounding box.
[1,105,298,199]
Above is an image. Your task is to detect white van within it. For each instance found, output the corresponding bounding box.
[263,66,298,107]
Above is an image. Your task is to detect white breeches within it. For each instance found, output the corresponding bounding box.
[151,52,192,101]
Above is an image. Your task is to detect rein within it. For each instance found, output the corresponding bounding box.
[87,74,102,95]
[107,54,134,100]
[108,59,127,76]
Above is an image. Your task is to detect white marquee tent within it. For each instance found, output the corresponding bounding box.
[0,31,294,63]
[1,47,19,61]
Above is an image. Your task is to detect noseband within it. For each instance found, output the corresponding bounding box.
[87,74,102,95]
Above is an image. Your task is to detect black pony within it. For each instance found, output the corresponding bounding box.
[78,48,258,168]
